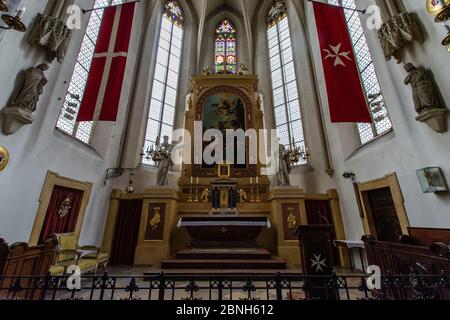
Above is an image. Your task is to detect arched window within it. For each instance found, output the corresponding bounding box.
[266,0,307,163]
[142,0,184,165]
[56,0,125,144]
[328,0,392,144]
[215,18,237,74]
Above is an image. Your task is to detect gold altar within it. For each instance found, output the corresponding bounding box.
[101,75,350,268]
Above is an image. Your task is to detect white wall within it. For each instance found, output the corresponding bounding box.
[1,0,450,248]
[303,0,450,241]
[0,0,146,245]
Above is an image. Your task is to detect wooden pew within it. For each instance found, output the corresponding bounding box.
[0,239,57,300]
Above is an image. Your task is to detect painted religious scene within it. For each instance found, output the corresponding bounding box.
[202,93,246,168]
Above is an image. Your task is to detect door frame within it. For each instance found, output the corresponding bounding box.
[357,173,410,239]
[29,171,93,245]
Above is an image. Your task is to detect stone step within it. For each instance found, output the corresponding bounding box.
[161,258,287,270]
[176,248,272,260]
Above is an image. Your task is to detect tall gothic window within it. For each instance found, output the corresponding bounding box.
[56,0,124,144]
[266,0,307,163]
[142,0,184,165]
[215,18,237,73]
[328,0,392,144]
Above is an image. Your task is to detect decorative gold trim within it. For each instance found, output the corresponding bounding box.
[217,164,231,178]
[357,173,410,238]
[1,14,27,32]
[0,145,9,172]
[29,171,93,245]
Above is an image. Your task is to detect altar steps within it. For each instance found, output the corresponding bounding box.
[161,248,287,270]
[176,248,272,260]
[161,258,286,270]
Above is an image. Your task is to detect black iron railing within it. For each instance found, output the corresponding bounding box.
[1,272,449,301]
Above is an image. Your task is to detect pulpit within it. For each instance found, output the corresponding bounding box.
[296,225,337,300]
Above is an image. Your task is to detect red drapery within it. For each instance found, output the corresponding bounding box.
[110,200,143,265]
[38,186,84,244]
[305,200,333,225]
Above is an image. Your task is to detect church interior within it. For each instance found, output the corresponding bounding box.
[1,0,450,301]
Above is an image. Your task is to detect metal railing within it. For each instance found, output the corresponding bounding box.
[1,272,449,301]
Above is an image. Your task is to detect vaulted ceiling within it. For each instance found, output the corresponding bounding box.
[190,0,264,27]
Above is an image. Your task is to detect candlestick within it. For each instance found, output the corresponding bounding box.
[16,6,25,19]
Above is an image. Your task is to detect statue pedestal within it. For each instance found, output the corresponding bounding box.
[416,108,448,133]
[133,187,179,265]
[0,107,33,135]
[268,187,307,266]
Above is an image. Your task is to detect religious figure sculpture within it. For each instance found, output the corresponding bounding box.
[276,144,292,186]
[200,188,211,203]
[1,63,49,135]
[238,188,248,203]
[237,63,249,75]
[202,65,214,76]
[404,63,447,133]
[404,63,443,114]
[155,136,175,186]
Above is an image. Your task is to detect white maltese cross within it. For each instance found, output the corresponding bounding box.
[323,43,352,67]
[310,253,327,272]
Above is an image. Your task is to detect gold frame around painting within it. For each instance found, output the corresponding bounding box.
[217,164,231,178]
[0,145,9,172]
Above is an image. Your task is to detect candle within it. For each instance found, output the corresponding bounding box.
[256,177,259,184]
[196,178,199,184]
[190,177,193,184]
[250,177,253,184]
[16,7,25,19]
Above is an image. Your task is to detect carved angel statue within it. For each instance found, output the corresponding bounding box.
[238,188,248,203]
[237,63,249,75]
[200,188,211,203]
[404,63,443,114]
[202,65,214,76]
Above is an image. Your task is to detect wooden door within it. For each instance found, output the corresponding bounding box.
[367,188,402,243]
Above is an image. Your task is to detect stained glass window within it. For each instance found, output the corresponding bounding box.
[164,0,184,27]
[266,0,287,28]
[328,0,392,144]
[142,0,184,165]
[215,19,237,74]
[266,1,307,164]
[56,0,125,144]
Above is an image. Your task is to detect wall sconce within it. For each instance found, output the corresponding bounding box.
[343,171,356,181]
[0,0,27,33]
[426,0,450,51]
[416,167,449,193]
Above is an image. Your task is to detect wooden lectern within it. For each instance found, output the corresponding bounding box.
[296,225,337,300]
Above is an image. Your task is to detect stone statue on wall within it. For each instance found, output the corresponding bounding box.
[404,63,448,133]
[156,136,175,186]
[276,144,292,186]
[1,64,49,135]
[404,63,443,114]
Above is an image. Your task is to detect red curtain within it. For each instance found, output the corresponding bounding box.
[38,186,84,244]
[305,200,333,225]
[110,200,143,265]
